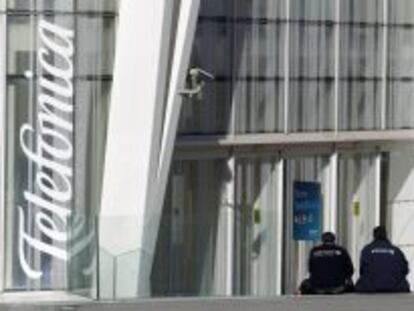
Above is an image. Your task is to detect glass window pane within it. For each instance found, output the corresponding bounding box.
[5,4,116,295]
[290,0,335,21]
[339,0,384,130]
[234,22,285,133]
[289,1,335,132]
[284,156,330,294]
[337,153,378,279]
[234,157,281,296]
[152,159,231,296]
[179,20,233,134]
[383,147,414,288]
[76,16,116,76]
[387,1,414,129]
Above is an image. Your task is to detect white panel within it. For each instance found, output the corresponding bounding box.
[388,151,414,289]
[145,0,201,262]
[99,0,201,298]
[99,0,175,298]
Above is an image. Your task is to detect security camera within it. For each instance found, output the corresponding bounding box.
[188,67,215,80]
[180,67,215,100]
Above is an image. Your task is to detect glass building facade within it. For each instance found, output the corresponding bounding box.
[157,0,414,297]
[3,0,118,297]
[1,0,414,303]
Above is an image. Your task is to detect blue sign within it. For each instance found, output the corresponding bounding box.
[293,181,322,241]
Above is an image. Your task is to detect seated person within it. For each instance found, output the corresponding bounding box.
[355,226,410,293]
[300,232,354,295]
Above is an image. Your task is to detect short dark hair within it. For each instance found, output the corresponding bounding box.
[322,232,335,244]
[373,226,387,240]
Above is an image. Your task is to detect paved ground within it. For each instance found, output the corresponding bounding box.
[1,293,414,311]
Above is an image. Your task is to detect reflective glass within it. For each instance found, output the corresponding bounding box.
[283,156,330,294]
[152,160,231,296]
[5,3,116,296]
[234,157,281,296]
[339,0,384,130]
[383,147,414,286]
[337,153,378,277]
[387,1,414,129]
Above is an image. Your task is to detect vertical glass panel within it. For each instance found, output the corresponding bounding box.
[182,0,287,135]
[76,16,116,76]
[7,0,35,10]
[289,0,335,132]
[36,0,75,11]
[383,146,414,289]
[152,159,231,297]
[339,0,384,130]
[235,0,286,19]
[7,16,34,76]
[341,0,383,23]
[5,3,116,296]
[234,0,285,133]
[76,0,120,12]
[6,13,76,291]
[199,0,233,17]
[234,157,280,296]
[233,25,285,134]
[180,18,233,134]
[337,153,377,280]
[284,156,330,294]
[387,1,414,129]
[290,0,335,21]
[5,78,33,290]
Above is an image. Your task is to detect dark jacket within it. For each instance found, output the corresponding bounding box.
[309,242,354,289]
[355,239,410,293]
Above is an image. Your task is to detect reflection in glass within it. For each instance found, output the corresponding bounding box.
[339,0,383,130]
[337,153,377,277]
[152,160,231,296]
[234,157,281,296]
[387,1,414,129]
[383,147,414,287]
[4,3,116,296]
[284,156,330,294]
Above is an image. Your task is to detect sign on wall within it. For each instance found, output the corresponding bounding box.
[293,181,322,241]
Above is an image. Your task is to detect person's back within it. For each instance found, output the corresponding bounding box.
[309,243,353,290]
[356,226,410,293]
[300,232,354,294]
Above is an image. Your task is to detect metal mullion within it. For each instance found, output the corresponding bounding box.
[275,157,284,295]
[30,0,40,289]
[283,0,290,133]
[381,0,389,130]
[225,156,235,296]
[334,0,341,132]
[328,151,339,233]
[0,0,7,293]
[374,150,382,226]
[229,1,236,135]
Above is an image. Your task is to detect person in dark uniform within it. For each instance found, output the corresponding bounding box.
[300,232,354,294]
[355,226,410,293]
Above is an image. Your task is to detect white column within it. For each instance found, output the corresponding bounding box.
[145,0,201,285]
[99,0,175,299]
[375,152,382,226]
[328,152,339,232]
[275,158,284,295]
[99,0,201,299]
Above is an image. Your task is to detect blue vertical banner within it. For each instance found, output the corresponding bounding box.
[293,181,322,241]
